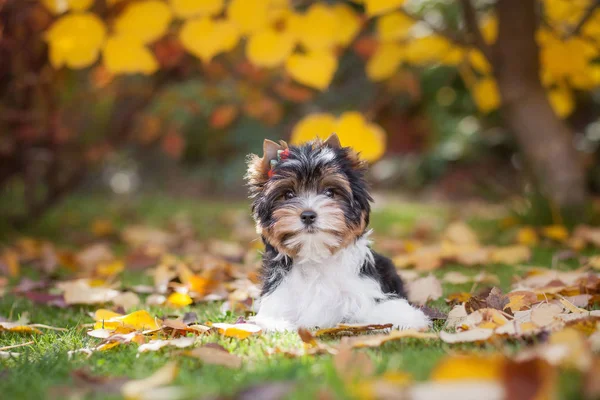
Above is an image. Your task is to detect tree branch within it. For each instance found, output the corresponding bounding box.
[396,7,469,47]
[565,0,600,38]
[459,0,493,61]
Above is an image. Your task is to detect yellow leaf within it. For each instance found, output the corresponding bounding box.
[541,225,569,241]
[103,36,158,75]
[94,309,124,322]
[365,0,405,17]
[115,0,173,44]
[490,245,531,264]
[548,86,575,118]
[334,112,386,162]
[405,35,452,65]
[469,49,492,74]
[366,42,403,82]
[332,4,361,46]
[179,18,239,62]
[95,310,160,331]
[296,4,340,51]
[290,114,337,144]
[290,112,387,162]
[480,15,497,44]
[431,354,504,381]
[377,11,414,41]
[41,0,94,14]
[246,28,295,68]
[212,323,262,339]
[227,0,270,34]
[168,0,224,18]
[285,50,337,90]
[167,292,193,308]
[45,12,106,69]
[95,260,125,277]
[517,226,539,246]
[471,77,501,113]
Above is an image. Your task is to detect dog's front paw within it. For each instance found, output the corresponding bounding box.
[251,315,296,332]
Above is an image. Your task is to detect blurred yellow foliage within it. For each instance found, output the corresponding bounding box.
[291,112,386,162]
[227,0,270,34]
[246,29,295,68]
[41,0,93,14]
[471,77,501,114]
[46,12,106,69]
[366,42,404,81]
[364,0,405,17]
[548,86,575,117]
[179,18,239,62]
[297,4,341,51]
[377,11,414,41]
[103,36,158,75]
[115,1,173,44]
[285,50,338,90]
[168,0,224,18]
[331,4,362,46]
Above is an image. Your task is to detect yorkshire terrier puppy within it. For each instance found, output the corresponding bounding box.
[245,134,430,332]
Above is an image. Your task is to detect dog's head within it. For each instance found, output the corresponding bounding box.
[245,134,372,263]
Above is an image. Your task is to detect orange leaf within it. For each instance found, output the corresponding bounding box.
[210,105,239,129]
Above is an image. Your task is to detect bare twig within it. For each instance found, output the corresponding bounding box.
[0,341,34,352]
[565,0,600,38]
[459,0,493,60]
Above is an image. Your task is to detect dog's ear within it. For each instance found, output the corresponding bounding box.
[323,133,341,149]
[245,139,285,192]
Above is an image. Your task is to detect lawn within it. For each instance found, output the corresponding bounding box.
[0,194,597,399]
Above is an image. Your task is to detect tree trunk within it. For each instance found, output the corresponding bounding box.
[493,0,587,216]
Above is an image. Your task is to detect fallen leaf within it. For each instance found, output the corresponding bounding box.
[334,341,375,381]
[138,337,196,353]
[439,328,494,343]
[315,323,392,337]
[490,246,531,264]
[530,303,563,328]
[184,346,242,368]
[431,353,504,381]
[121,362,181,400]
[343,329,438,348]
[212,323,261,339]
[504,291,538,313]
[407,275,442,306]
[443,221,479,246]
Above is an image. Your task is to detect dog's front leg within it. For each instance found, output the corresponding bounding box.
[356,298,431,330]
[251,290,297,332]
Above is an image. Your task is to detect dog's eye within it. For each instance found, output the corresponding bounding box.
[324,188,335,198]
[284,190,295,200]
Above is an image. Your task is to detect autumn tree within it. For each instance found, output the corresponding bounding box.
[1,0,599,224]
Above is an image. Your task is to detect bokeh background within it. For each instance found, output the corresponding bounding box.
[1,0,600,228]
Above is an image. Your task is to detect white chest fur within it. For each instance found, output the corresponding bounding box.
[254,237,431,331]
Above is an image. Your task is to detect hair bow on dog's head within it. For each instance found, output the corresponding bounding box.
[261,139,289,179]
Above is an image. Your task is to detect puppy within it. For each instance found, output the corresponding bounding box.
[245,134,430,332]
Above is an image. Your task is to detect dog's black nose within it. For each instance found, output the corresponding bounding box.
[300,210,317,225]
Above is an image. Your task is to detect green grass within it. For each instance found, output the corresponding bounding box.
[0,194,597,399]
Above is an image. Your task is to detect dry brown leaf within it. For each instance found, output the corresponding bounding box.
[445,304,468,329]
[439,328,494,343]
[530,303,563,328]
[407,275,442,306]
[333,341,375,381]
[342,329,438,348]
[314,323,392,337]
[183,346,242,368]
[121,362,181,400]
[443,221,479,246]
[59,280,120,305]
[504,291,538,313]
